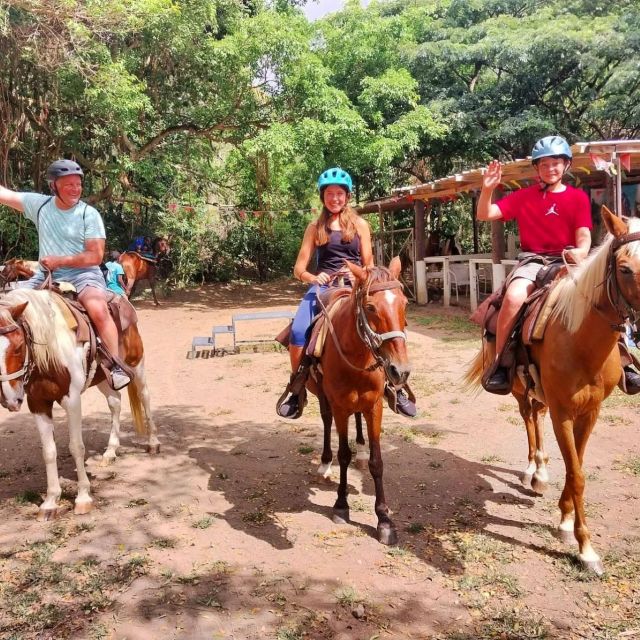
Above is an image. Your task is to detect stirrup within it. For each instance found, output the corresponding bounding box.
[276,370,308,419]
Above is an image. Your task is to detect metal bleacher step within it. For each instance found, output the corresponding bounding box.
[188,310,294,359]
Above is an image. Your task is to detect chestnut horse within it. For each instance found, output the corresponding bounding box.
[465,207,640,574]
[0,288,159,520]
[0,258,37,290]
[308,257,411,544]
[119,237,170,305]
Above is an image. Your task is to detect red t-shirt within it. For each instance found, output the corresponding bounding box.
[497,184,592,254]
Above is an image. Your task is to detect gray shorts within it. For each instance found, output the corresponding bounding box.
[508,260,545,283]
[18,270,107,294]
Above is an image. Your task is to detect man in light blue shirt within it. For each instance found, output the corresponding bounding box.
[0,160,130,390]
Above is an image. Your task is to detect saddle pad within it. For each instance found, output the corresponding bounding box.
[523,282,562,345]
[306,292,351,359]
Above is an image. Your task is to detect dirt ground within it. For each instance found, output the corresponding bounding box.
[1,280,640,640]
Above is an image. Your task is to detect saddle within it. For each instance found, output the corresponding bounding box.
[47,284,137,390]
[470,255,567,399]
[125,251,156,264]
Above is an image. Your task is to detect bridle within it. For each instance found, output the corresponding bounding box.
[319,274,407,376]
[604,231,640,332]
[0,321,31,385]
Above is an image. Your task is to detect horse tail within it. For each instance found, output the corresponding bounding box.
[462,339,493,393]
[128,382,149,436]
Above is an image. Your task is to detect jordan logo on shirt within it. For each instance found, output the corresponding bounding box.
[545,204,559,216]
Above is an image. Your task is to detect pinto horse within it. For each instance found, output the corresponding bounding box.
[119,237,170,305]
[0,288,159,520]
[465,207,640,574]
[308,257,411,544]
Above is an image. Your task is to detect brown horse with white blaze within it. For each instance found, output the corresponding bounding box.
[308,257,411,544]
[119,237,170,305]
[0,288,159,520]
[465,207,640,574]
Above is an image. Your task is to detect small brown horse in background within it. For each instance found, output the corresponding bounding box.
[308,257,411,544]
[465,206,640,574]
[0,258,37,290]
[0,288,159,520]
[119,237,170,305]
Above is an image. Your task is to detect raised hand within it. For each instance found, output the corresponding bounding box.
[483,160,502,191]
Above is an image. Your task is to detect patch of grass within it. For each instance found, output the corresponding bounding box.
[481,454,504,463]
[614,456,640,476]
[350,498,369,513]
[298,445,314,454]
[406,522,425,534]
[457,571,524,598]
[242,509,270,525]
[413,315,477,335]
[385,545,412,559]
[126,498,148,508]
[149,537,177,549]
[15,489,41,506]
[335,586,363,607]
[192,515,216,529]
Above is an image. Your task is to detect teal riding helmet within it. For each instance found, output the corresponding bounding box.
[531,136,572,163]
[317,167,353,193]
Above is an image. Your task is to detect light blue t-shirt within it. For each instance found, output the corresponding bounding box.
[105,261,126,295]
[20,193,106,281]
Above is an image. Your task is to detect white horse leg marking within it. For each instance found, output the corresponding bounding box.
[60,391,93,515]
[557,513,576,544]
[97,380,121,464]
[134,358,160,452]
[532,448,549,486]
[355,442,369,470]
[317,461,333,479]
[34,412,62,516]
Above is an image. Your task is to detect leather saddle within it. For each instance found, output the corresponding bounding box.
[47,285,138,389]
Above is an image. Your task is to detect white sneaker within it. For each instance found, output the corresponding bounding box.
[111,366,131,390]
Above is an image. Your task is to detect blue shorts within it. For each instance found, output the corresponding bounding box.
[19,270,107,294]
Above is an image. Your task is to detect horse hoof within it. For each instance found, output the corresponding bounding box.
[74,501,94,516]
[38,508,58,522]
[101,455,116,467]
[354,458,368,471]
[332,508,350,525]
[146,444,160,455]
[522,472,533,488]
[580,557,605,576]
[531,477,548,495]
[377,523,398,546]
[556,527,576,544]
[317,463,332,480]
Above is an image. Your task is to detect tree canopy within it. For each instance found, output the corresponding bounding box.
[1,0,638,279]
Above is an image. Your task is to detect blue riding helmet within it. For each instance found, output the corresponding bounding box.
[317,167,353,193]
[531,136,572,163]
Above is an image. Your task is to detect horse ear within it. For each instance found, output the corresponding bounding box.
[10,301,28,320]
[601,205,628,238]
[389,256,401,279]
[345,261,367,282]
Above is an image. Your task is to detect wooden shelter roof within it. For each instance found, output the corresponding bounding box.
[358,139,640,214]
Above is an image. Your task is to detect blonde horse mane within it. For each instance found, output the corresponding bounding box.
[0,289,74,372]
[552,218,640,333]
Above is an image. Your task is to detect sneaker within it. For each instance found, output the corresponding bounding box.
[277,394,300,418]
[111,366,131,391]
[395,389,417,418]
[482,367,511,395]
[623,366,640,395]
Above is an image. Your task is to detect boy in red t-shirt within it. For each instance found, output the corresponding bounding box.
[476,135,592,393]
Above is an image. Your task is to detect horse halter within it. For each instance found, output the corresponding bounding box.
[0,322,30,384]
[355,279,407,374]
[605,231,640,330]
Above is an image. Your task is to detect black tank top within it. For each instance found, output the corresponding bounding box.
[316,229,362,274]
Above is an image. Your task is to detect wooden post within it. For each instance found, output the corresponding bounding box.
[471,195,479,254]
[414,199,426,260]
